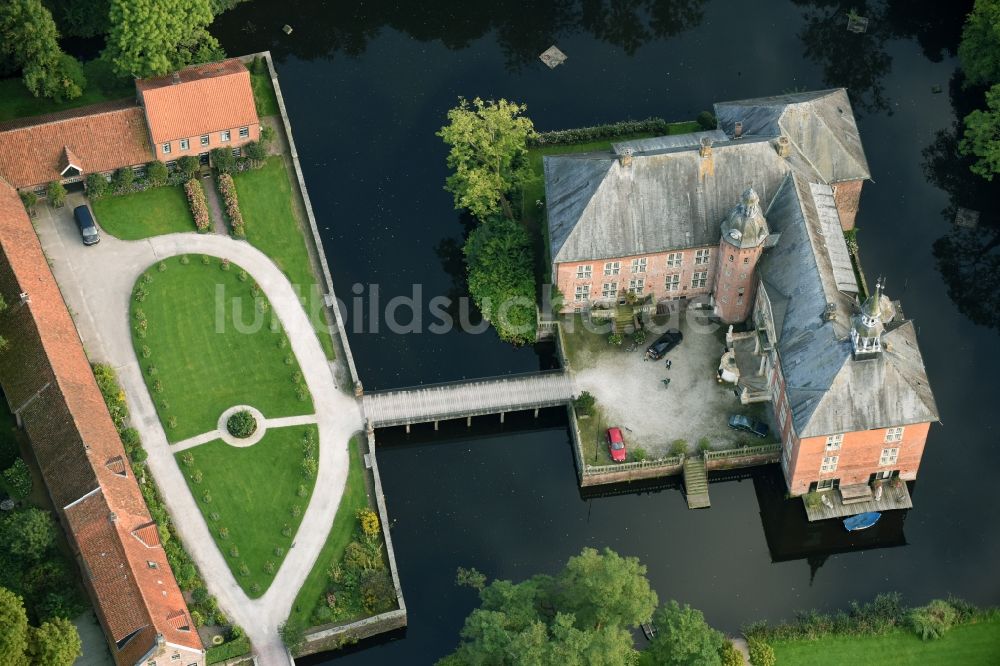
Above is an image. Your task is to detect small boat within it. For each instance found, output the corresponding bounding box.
[641,621,657,640]
[843,512,881,531]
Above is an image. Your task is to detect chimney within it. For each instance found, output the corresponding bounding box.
[109,512,118,524]
[776,136,790,158]
[699,136,713,158]
[734,121,743,139]
[171,72,180,85]
[619,147,634,168]
[822,302,837,322]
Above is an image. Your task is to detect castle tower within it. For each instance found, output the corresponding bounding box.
[713,187,769,323]
[851,277,886,360]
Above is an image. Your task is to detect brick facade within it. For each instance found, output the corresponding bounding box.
[713,241,764,323]
[831,179,863,231]
[155,123,260,162]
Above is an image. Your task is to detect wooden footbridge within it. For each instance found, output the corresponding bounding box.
[362,370,574,430]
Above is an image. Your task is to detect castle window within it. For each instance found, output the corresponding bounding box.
[665,274,680,291]
[220,130,231,142]
[820,455,839,473]
[816,478,836,491]
[729,254,734,262]
[576,265,592,279]
[885,427,904,442]
[574,285,590,302]
[162,142,171,154]
[628,278,644,295]
[691,271,707,288]
[180,138,189,150]
[239,126,250,138]
[603,261,620,276]
[737,288,745,305]
[601,282,617,298]
[200,134,210,147]
[631,257,647,273]
[695,249,710,265]
[744,256,749,264]
[879,447,899,465]
[825,434,843,451]
[666,253,682,268]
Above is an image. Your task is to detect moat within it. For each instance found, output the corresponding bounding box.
[203,0,1000,663]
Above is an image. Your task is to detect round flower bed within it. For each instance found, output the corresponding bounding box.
[226,410,258,439]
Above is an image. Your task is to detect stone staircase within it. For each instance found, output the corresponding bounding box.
[614,306,634,333]
[683,457,711,508]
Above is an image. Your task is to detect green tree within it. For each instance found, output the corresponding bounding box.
[641,600,724,666]
[958,0,1000,87]
[146,160,169,186]
[46,181,66,208]
[46,0,112,38]
[210,147,236,174]
[464,216,537,344]
[85,173,109,198]
[104,0,223,78]
[437,97,535,220]
[0,587,29,666]
[0,0,84,101]
[1,508,57,562]
[27,617,81,666]
[438,547,655,665]
[961,84,1000,179]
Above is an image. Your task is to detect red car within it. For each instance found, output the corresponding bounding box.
[606,427,627,462]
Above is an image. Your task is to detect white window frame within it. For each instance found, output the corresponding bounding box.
[691,271,707,288]
[885,427,904,442]
[816,478,836,491]
[776,399,786,427]
[601,282,617,299]
[879,447,899,466]
[220,129,231,142]
[179,138,189,150]
[239,126,249,138]
[576,265,592,279]
[820,455,839,473]
[665,273,680,291]
[603,261,621,276]
[695,248,710,265]
[666,252,682,268]
[200,134,210,147]
[231,147,241,157]
[161,142,171,154]
[574,284,590,302]
[631,257,647,273]
[825,434,843,451]
[628,278,644,295]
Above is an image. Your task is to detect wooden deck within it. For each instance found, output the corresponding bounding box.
[363,370,574,428]
[803,482,913,522]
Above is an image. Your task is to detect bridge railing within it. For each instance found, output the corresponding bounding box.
[703,442,780,462]
[582,454,685,476]
[363,368,568,396]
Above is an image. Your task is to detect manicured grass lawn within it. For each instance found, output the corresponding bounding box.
[131,255,313,442]
[177,425,318,597]
[287,435,371,628]
[250,69,280,117]
[233,156,336,359]
[92,186,196,240]
[771,619,1000,665]
[0,60,135,122]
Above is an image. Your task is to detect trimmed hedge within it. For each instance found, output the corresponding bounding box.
[216,172,245,238]
[185,179,211,233]
[529,117,702,146]
[206,635,251,664]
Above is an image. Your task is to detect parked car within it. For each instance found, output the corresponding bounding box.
[606,427,627,462]
[73,204,100,246]
[728,414,769,438]
[645,328,683,360]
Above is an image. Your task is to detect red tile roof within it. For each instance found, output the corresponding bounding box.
[0,100,153,189]
[138,58,259,144]
[0,180,202,664]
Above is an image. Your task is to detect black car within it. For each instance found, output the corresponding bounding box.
[645,328,683,360]
[73,204,100,246]
[728,414,769,438]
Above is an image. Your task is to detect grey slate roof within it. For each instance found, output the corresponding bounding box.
[714,89,871,183]
[758,174,938,437]
[611,129,726,154]
[544,138,790,263]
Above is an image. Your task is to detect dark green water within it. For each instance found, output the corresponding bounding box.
[207,1,1000,662]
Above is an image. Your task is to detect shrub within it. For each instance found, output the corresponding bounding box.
[608,332,623,345]
[202,490,212,504]
[3,458,32,498]
[747,638,775,666]
[279,619,305,651]
[20,190,37,212]
[910,600,957,640]
[141,345,151,358]
[301,457,317,479]
[226,410,257,438]
[229,546,239,557]
[719,640,743,666]
[243,140,267,161]
[698,437,712,453]
[297,484,308,498]
[113,167,134,192]
[177,156,200,180]
[210,512,220,521]
[572,391,596,416]
[219,527,230,540]
[184,179,211,232]
[631,447,648,462]
[147,160,169,186]
[191,470,203,484]
[202,254,211,265]
[360,569,396,613]
[221,258,231,271]
[211,147,237,174]
[274,546,285,558]
[264,560,275,574]
[697,111,718,130]
[260,124,276,151]
[47,181,66,208]
[291,504,302,518]
[633,328,647,345]
[86,173,109,198]
[167,415,178,429]
[281,524,292,537]
[179,254,191,265]
[131,447,148,463]
[250,582,261,595]
[216,172,245,237]
[238,562,250,577]
[670,439,688,456]
[357,507,380,538]
[157,261,167,272]
[181,452,195,466]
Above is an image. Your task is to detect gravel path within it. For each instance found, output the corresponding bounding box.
[36,201,362,666]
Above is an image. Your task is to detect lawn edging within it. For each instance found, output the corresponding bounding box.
[239,51,361,392]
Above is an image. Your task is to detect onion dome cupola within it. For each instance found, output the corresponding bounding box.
[851,277,886,359]
[721,187,770,249]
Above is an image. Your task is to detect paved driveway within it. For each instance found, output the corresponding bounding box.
[35,200,363,666]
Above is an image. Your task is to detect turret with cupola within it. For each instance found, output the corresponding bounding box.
[713,187,770,323]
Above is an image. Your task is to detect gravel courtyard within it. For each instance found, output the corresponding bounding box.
[564,309,772,458]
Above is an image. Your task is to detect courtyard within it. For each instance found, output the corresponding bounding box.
[562,306,775,463]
